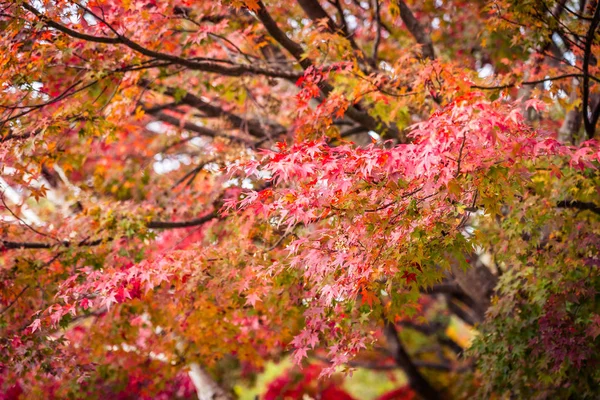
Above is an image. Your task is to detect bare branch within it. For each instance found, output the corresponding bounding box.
[372,0,382,62]
[582,2,600,136]
[395,1,435,60]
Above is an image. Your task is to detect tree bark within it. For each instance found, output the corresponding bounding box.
[450,252,498,320]
[383,320,442,400]
[395,1,435,60]
[188,363,233,400]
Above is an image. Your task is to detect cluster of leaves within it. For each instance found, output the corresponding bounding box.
[229,96,600,373]
[471,165,600,398]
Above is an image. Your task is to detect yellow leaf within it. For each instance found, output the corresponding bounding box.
[447,179,461,197]
[284,193,296,203]
[134,106,145,121]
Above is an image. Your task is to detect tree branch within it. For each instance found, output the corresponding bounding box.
[297,0,339,32]
[422,281,465,296]
[0,285,30,315]
[331,0,351,38]
[383,320,442,400]
[395,1,435,60]
[20,2,300,81]
[0,129,39,143]
[582,2,600,137]
[556,200,600,215]
[255,1,311,69]
[146,211,219,229]
[372,0,382,62]
[447,299,480,326]
[313,354,457,372]
[1,238,105,250]
[296,0,374,68]
[1,212,220,250]
[148,111,254,146]
[156,86,285,138]
[255,0,400,138]
[471,73,597,90]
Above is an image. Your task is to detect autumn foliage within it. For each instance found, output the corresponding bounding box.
[1,0,600,399]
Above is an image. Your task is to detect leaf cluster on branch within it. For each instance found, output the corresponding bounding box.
[1,0,600,399]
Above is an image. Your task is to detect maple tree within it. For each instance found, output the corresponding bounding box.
[1,0,600,398]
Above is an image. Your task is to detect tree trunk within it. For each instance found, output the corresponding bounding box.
[383,321,442,400]
[188,363,233,400]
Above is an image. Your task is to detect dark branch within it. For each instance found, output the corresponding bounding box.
[582,2,600,137]
[297,0,339,32]
[157,86,285,138]
[0,129,38,143]
[1,213,220,250]
[296,0,374,68]
[148,111,254,146]
[146,211,219,229]
[471,73,598,90]
[556,200,600,215]
[383,320,442,400]
[1,238,105,250]
[255,1,399,138]
[20,2,299,81]
[372,0,382,62]
[255,1,310,69]
[0,285,30,315]
[395,1,435,60]
[422,281,465,296]
[331,0,351,38]
[447,299,480,326]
